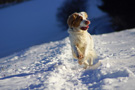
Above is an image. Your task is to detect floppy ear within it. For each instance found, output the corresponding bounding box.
[67,13,78,28]
[81,12,88,18]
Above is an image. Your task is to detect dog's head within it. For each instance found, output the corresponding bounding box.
[67,12,90,31]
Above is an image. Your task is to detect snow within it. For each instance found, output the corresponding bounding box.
[0,0,135,89]
[0,29,135,90]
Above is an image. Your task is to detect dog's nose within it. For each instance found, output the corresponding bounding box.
[85,20,90,25]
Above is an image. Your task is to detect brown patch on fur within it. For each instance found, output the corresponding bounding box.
[67,13,83,28]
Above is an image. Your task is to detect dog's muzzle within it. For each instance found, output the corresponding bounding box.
[80,20,90,30]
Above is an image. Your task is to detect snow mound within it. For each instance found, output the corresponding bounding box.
[0,29,135,90]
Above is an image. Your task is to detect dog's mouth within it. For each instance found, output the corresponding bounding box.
[80,25,89,30]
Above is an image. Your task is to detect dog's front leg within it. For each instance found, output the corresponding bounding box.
[73,45,84,60]
[72,45,84,65]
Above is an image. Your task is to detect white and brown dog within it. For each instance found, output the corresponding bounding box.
[67,12,97,69]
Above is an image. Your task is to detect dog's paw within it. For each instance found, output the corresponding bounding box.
[78,61,83,65]
[83,66,88,69]
[78,54,84,60]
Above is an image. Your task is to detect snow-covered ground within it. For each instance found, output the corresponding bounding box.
[0,29,135,90]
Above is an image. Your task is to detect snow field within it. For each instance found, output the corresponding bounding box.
[0,29,135,90]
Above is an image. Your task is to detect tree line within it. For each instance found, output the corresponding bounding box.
[0,0,30,8]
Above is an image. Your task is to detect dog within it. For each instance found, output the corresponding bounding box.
[67,12,97,69]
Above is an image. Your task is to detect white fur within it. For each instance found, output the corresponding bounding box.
[68,12,97,69]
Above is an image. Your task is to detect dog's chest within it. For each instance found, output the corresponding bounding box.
[70,33,88,47]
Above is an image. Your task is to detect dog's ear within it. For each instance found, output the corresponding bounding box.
[81,12,88,19]
[67,15,72,28]
[67,13,82,28]
[67,13,78,27]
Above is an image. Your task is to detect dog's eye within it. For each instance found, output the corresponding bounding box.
[80,18,83,21]
[80,17,83,21]
[76,16,83,21]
